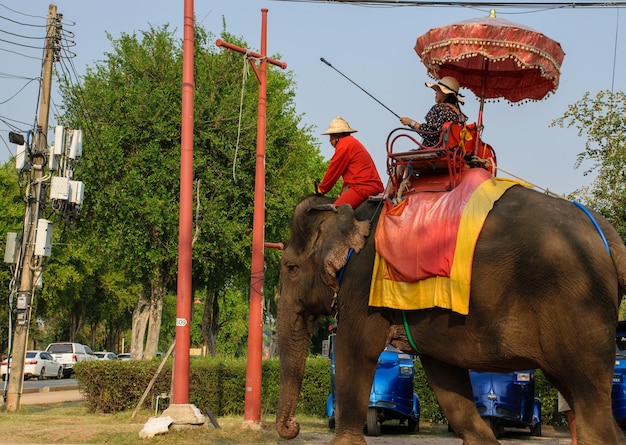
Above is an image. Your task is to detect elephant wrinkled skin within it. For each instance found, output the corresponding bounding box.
[276,191,626,445]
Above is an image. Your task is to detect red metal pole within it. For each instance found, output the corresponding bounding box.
[263,242,284,250]
[173,0,194,405]
[215,8,285,424]
[244,8,269,423]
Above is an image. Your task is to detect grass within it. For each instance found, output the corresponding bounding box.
[0,400,466,444]
[0,401,333,444]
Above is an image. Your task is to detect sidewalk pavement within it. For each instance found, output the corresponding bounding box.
[7,385,83,405]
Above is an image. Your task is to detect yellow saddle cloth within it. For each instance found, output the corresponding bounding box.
[369,171,521,315]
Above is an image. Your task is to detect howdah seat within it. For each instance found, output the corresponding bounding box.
[386,122,496,195]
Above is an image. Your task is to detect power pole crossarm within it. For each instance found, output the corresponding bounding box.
[215,38,287,70]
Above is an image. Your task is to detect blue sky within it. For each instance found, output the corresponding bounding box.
[1,1,624,195]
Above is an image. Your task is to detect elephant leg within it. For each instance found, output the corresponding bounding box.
[548,369,626,445]
[562,381,625,445]
[538,323,626,445]
[420,356,500,445]
[330,327,385,445]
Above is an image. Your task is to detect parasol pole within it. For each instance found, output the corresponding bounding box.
[476,9,496,138]
[476,56,488,154]
[478,58,488,130]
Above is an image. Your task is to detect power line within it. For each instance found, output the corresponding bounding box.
[270,0,626,7]
[0,46,40,60]
[0,77,39,105]
[0,36,47,50]
[0,3,78,159]
[0,71,37,80]
[0,28,46,40]
[0,3,47,21]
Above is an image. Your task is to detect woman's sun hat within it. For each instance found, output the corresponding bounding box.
[321,116,358,135]
[425,76,465,104]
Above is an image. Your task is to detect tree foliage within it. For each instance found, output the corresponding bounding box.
[551,90,626,239]
[52,24,326,355]
[0,162,23,353]
[552,90,626,319]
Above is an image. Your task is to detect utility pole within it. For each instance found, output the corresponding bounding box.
[5,3,59,412]
[216,9,287,425]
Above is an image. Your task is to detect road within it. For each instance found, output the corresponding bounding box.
[289,423,575,445]
[1,378,80,405]
[296,423,575,445]
[22,377,77,390]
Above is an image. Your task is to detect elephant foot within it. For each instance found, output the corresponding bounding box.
[459,431,501,445]
[276,416,300,440]
[329,432,367,445]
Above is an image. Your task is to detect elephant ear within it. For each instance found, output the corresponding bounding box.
[318,204,370,292]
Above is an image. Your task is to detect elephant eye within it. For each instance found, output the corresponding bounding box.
[284,261,298,276]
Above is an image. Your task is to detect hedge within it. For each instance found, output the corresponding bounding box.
[74,357,330,417]
[74,356,563,425]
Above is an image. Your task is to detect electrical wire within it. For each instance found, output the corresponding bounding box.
[270,0,626,7]
[610,8,620,94]
[0,45,40,59]
[0,77,39,105]
[0,3,48,21]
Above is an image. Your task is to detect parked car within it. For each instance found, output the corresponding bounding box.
[468,369,542,438]
[95,351,118,360]
[324,337,420,436]
[117,353,131,360]
[612,320,626,426]
[1,350,63,381]
[45,342,97,377]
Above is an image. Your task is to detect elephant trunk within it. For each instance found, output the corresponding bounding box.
[276,309,311,439]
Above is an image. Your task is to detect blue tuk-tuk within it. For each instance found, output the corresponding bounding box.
[469,370,542,437]
[324,337,420,436]
[613,320,626,425]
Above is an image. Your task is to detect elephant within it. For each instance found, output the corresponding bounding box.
[275,190,626,445]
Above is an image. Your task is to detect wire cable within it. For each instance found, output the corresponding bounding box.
[232,52,251,183]
[0,3,47,21]
[0,77,39,105]
[270,0,626,7]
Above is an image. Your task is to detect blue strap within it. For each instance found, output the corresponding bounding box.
[336,248,354,284]
[573,201,611,255]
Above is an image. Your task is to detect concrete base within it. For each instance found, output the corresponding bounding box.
[241,419,264,431]
[161,403,206,427]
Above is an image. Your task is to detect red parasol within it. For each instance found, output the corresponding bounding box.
[415,10,565,126]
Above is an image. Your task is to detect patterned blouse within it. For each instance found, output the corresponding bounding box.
[417,103,468,147]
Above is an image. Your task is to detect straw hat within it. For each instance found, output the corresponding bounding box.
[321,116,358,135]
[425,76,465,104]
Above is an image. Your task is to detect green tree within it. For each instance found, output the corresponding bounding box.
[552,90,626,319]
[551,90,626,238]
[57,24,326,358]
[0,160,24,353]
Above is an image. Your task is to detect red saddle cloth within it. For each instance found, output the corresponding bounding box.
[370,168,519,314]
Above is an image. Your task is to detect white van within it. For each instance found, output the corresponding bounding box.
[45,342,97,377]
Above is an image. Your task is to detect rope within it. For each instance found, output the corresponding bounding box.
[192,179,201,247]
[469,157,565,199]
[402,311,420,353]
[232,51,250,183]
